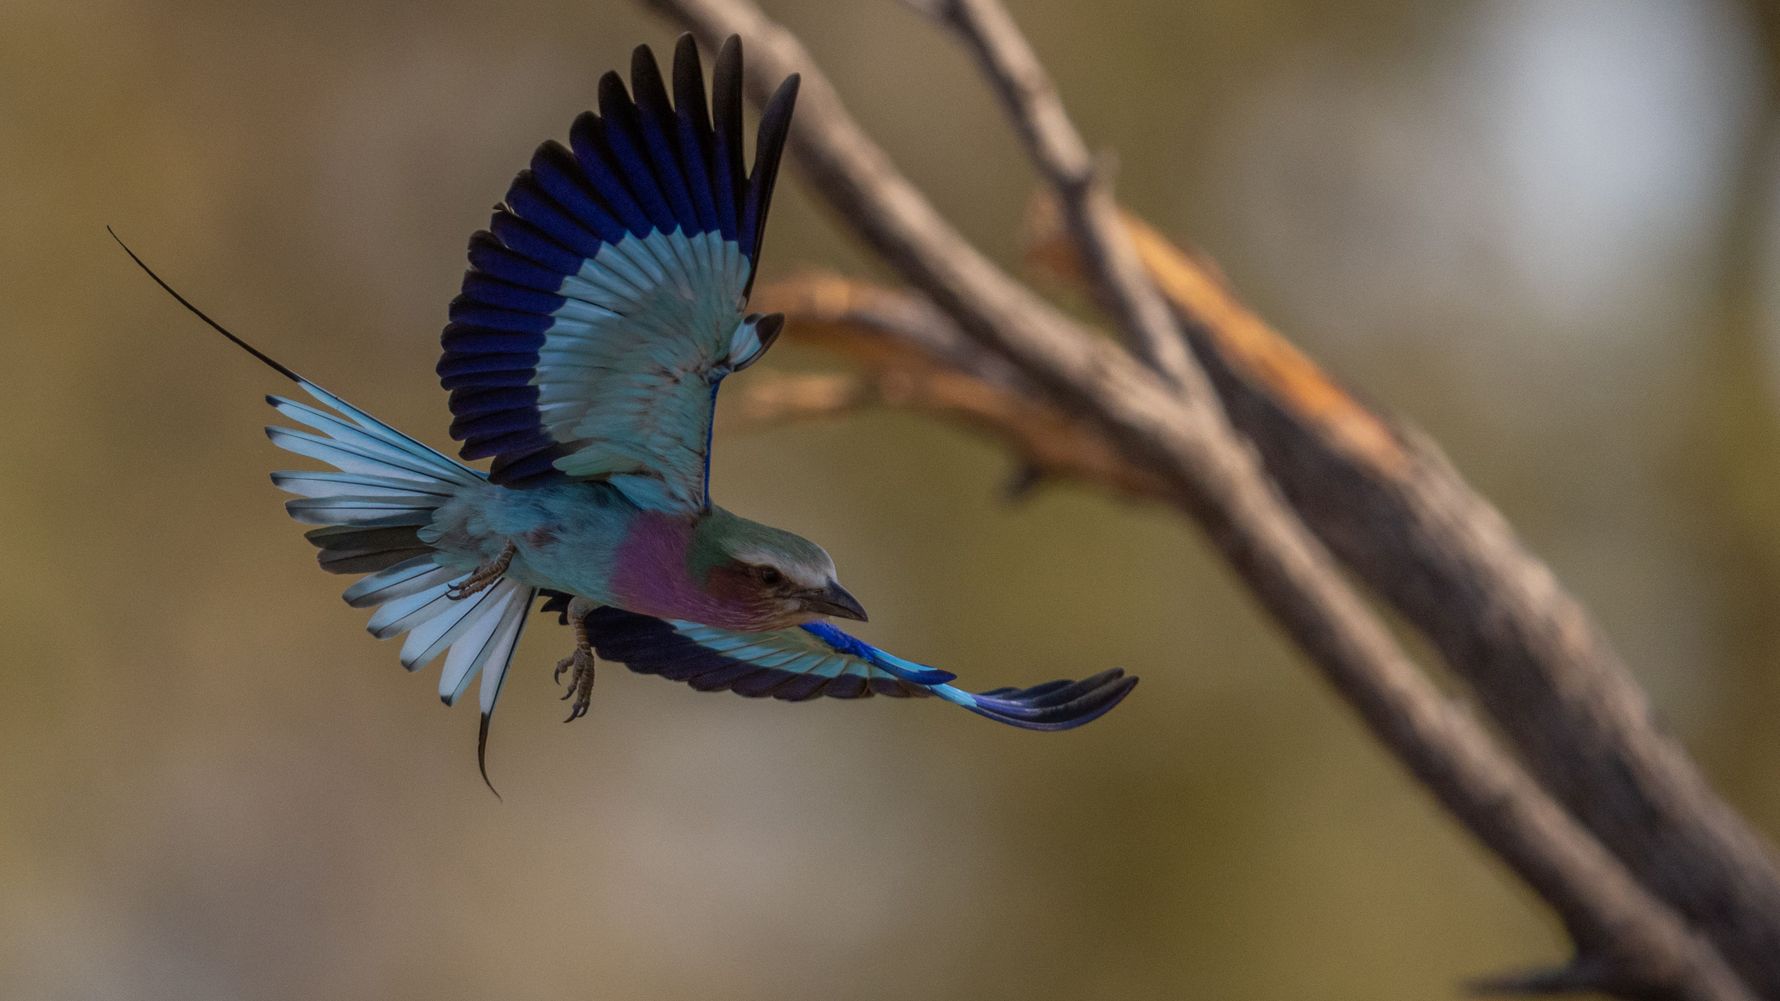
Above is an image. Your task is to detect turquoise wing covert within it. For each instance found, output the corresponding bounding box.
[438,35,799,512]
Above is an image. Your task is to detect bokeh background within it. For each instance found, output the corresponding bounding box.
[5,0,1780,997]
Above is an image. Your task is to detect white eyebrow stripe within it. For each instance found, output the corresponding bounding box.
[727,546,832,590]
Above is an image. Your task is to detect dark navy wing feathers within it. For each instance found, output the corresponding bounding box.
[440,35,799,506]
[538,595,1138,730]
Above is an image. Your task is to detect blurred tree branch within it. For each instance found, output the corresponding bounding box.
[648,0,1780,997]
[1031,207,1780,999]
[743,274,1175,500]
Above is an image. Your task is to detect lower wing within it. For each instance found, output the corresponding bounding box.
[542,595,1137,730]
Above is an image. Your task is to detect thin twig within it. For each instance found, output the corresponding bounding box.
[753,270,1025,384]
[727,370,873,425]
[904,0,1193,387]
[748,274,1175,500]
[1024,196,1407,474]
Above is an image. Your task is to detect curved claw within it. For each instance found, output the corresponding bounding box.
[555,648,596,722]
[449,540,516,601]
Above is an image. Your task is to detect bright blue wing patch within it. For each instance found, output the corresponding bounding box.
[570,602,1138,729]
[439,35,799,505]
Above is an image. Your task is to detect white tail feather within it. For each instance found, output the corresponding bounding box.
[270,471,457,500]
[403,578,527,670]
[342,557,457,608]
[283,498,438,527]
[441,589,528,705]
[269,380,536,722]
[269,395,476,484]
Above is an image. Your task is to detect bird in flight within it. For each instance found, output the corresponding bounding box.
[117,34,1137,788]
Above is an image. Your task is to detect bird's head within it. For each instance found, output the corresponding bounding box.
[691,509,867,630]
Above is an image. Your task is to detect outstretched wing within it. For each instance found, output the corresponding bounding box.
[440,34,799,511]
[562,601,1138,730]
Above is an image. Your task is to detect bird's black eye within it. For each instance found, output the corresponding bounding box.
[754,565,785,587]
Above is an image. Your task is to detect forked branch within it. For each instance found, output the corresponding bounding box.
[643,0,1779,996]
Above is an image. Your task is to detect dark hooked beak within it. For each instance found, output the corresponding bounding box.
[804,579,868,622]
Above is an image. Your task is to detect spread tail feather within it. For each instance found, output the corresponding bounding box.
[269,379,537,794]
[114,228,536,790]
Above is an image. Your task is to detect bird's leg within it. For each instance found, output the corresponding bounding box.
[448,540,516,601]
[554,596,598,722]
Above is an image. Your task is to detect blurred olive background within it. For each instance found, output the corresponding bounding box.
[5,0,1780,998]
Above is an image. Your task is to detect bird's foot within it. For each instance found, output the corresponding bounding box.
[448,540,516,600]
[555,648,596,722]
[553,596,599,722]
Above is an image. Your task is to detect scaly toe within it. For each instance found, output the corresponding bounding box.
[447,541,515,602]
[560,652,595,722]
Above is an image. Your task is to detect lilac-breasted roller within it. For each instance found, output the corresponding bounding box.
[120,35,1137,786]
